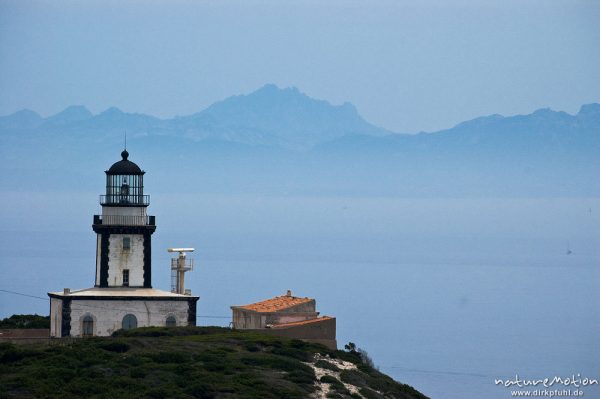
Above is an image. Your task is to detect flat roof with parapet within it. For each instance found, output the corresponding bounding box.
[231,294,313,313]
[48,287,198,300]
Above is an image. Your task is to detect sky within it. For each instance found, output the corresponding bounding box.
[0,0,599,133]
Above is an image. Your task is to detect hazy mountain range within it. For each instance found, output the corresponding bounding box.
[1,84,598,196]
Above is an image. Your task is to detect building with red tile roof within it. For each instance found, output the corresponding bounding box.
[235,294,313,313]
[230,290,336,349]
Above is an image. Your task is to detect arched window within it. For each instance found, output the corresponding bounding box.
[122,314,138,330]
[166,315,176,327]
[82,315,94,337]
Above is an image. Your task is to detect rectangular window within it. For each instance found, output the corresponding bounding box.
[123,237,131,251]
[123,269,129,286]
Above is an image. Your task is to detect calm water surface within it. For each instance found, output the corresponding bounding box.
[1,193,599,398]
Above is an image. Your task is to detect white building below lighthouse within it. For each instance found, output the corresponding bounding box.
[48,150,199,337]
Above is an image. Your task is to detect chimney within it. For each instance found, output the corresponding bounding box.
[286,290,292,297]
[63,288,71,295]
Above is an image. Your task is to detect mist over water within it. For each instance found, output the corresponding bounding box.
[1,192,599,398]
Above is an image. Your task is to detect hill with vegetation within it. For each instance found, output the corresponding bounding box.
[0,326,428,399]
[0,314,50,329]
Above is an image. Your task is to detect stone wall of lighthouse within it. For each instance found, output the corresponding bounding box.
[50,296,194,337]
[93,233,146,287]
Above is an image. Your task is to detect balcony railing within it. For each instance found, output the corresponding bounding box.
[100,194,150,206]
[171,258,194,271]
[93,214,155,226]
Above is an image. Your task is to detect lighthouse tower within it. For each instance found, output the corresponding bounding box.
[48,150,199,337]
[93,150,155,289]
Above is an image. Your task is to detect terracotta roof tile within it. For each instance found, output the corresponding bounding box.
[235,295,313,313]
[270,316,333,328]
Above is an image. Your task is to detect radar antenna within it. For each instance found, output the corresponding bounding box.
[167,248,195,294]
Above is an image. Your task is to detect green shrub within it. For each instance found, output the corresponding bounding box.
[97,340,130,353]
[112,325,230,337]
[320,375,350,395]
[147,387,171,398]
[232,372,264,387]
[0,343,39,363]
[333,349,362,365]
[360,387,386,399]
[215,346,236,353]
[362,369,429,399]
[340,369,367,387]
[47,367,77,383]
[148,351,189,364]
[289,339,308,349]
[315,359,341,372]
[129,367,147,378]
[320,375,341,385]
[244,342,261,352]
[186,382,216,399]
[271,345,313,362]
[195,351,236,373]
[65,377,105,395]
[358,362,374,373]
[286,368,316,386]
[241,354,299,372]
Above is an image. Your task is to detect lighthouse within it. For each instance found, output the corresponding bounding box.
[93,149,155,289]
[48,150,199,337]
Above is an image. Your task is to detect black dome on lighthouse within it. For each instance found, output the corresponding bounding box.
[106,150,144,175]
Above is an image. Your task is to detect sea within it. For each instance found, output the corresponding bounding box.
[1,192,599,399]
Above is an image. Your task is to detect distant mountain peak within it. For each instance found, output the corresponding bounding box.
[6,109,42,119]
[46,105,93,124]
[243,84,313,104]
[532,107,554,115]
[183,83,387,149]
[0,109,43,129]
[0,108,42,119]
[62,105,92,114]
[577,103,600,125]
[255,83,300,94]
[529,107,574,121]
[243,84,354,111]
[100,106,125,116]
[451,113,504,131]
[255,83,285,93]
[578,103,600,116]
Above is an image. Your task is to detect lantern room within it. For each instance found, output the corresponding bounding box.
[101,150,148,206]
